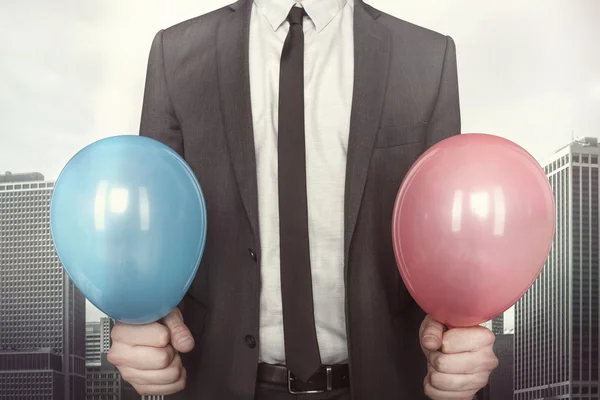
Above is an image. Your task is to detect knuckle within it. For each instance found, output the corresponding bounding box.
[423,381,435,398]
[174,365,184,381]
[428,371,444,389]
[478,373,490,388]
[482,328,496,345]
[119,369,134,383]
[172,353,183,367]
[156,325,171,347]
[165,366,183,383]
[432,354,447,372]
[174,376,187,392]
[106,349,121,366]
[156,347,174,369]
[485,354,499,370]
[441,334,452,351]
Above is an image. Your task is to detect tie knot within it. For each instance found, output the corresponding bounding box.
[287,6,306,25]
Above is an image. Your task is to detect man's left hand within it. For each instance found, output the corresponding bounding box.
[420,315,498,399]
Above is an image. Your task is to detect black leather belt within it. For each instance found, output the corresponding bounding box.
[257,363,350,394]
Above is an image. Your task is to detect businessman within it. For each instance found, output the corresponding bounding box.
[107,0,498,398]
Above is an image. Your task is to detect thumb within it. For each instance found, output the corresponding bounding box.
[162,308,195,353]
[419,315,445,353]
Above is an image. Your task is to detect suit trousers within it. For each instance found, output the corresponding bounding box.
[254,382,350,400]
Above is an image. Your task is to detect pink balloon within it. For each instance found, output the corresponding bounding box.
[392,133,555,328]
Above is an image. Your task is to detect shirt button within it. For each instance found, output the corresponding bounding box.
[245,335,257,348]
[248,248,257,262]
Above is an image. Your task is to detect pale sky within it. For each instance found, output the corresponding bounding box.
[1,1,599,327]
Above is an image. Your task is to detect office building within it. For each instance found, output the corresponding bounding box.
[514,137,600,399]
[100,316,112,353]
[481,314,505,336]
[86,318,139,400]
[86,322,103,367]
[86,354,139,400]
[86,318,114,368]
[0,172,86,399]
[491,314,504,336]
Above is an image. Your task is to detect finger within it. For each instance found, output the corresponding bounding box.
[162,308,195,353]
[133,367,187,396]
[111,321,170,348]
[441,326,495,354]
[119,353,183,386]
[428,369,490,392]
[420,315,446,353]
[424,374,476,400]
[429,348,498,374]
[108,341,176,370]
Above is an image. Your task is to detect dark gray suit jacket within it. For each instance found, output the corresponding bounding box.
[139,0,461,398]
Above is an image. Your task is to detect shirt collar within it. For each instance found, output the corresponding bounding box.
[254,0,348,33]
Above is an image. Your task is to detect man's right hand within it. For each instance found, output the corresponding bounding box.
[107,308,195,396]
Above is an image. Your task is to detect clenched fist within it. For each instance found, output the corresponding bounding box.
[420,316,498,399]
[107,308,194,396]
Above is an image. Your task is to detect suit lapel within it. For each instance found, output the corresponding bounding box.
[216,0,261,241]
[344,2,391,255]
[216,0,389,256]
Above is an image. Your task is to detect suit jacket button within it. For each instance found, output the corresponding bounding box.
[248,248,257,262]
[245,335,257,348]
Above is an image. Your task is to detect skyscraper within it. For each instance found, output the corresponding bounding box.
[0,172,86,399]
[514,137,600,399]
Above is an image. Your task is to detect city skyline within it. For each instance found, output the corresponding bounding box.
[4,135,595,400]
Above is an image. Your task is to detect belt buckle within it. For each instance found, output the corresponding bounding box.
[287,366,332,395]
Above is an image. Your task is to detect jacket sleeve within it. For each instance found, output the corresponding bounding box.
[139,29,185,157]
[420,35,483,399]
[413,36,461,319]
[139,30,188,314]
[425,35,461,148]
[410,35,462,394]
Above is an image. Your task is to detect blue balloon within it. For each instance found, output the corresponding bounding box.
[50,135,207,324]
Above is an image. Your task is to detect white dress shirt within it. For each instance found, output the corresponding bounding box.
[249,0,354,365]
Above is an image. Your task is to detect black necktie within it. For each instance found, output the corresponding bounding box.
[278,6,322,382]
